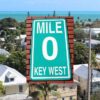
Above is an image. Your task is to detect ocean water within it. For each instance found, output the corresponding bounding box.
[0,11,100,22]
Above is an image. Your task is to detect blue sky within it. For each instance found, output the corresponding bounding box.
[0,0,100,11]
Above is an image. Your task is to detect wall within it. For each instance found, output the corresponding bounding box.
[5,84,29,95]
[49,83,77,100]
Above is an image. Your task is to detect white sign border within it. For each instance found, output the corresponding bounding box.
[30,19,71,81]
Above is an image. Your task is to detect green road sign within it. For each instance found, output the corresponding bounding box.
[30,19,72,81]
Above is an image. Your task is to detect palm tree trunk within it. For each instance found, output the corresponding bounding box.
[44,90,48,100]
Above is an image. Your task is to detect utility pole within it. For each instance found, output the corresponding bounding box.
[88,27,91,100]
[87,23,92,100]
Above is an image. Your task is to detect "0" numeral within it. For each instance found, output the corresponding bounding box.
[42,37,58,60]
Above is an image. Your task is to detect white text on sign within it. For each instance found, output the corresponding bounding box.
[33,66,67,76]
[36,22,63,34]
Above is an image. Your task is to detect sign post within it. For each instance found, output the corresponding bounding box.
[30,19,72,81]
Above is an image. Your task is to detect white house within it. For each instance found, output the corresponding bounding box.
[49,83,77,100]
[85,39,100,48]
[8,27,16,30]
[74,64,100,93]
[21,37,26,49]
[83,28,100,37]
[96,54,100,63]
[15,34,26,40]
[15,34,26,49]
[0,64,29,95]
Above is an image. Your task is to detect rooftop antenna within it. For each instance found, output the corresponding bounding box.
[68,11,71,16]
[53,11,56,16]
[27,11,30,17]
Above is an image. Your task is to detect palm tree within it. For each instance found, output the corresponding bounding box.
[29,91,42,100]
[35,83,58,100]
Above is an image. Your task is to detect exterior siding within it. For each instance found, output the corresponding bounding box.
[5,84,29,95]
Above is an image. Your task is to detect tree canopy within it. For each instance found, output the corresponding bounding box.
[0,55,7,64]
[74,42,97,66]
[0,81,5,96]
[74,28,87,42]
[35,84,58,100]
[0,18,18,29]
[4,50,26,75]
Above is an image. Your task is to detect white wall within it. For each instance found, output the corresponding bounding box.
[5,84,29,95]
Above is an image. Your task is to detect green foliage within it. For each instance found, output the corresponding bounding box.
[0,81,5,95]
[75,42,88,64]
[92,44,100,53]
[4,50,26,75]
[35,84,58,100]
[29,91,43,100]
[0,55,7,64]
[74,28,87,42]
[51,90,60,98]
[74,42,97,66]
[91,93,100,100]
[96,33,100,40]
[18,22,26,34]
[0,17,18,29]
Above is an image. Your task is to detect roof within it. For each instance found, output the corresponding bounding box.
[85,39,100,45]
[0,38,5,41]
[74,64,100,82]
[21,37,26,47]
[83,28,100,35]
[0,94,30,100]
[0,64,27,86]
[15,35,26,40]
[8,27,16,30]
[96,54,100,59]
[0,49,10,57]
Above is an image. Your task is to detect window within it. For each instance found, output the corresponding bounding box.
[10,78,14,81]
[62,97,65,100]
[52,98,57,100]
[25,38,26,42]
[69,86,73,89]
[5,76,9,82]
[19,85,23,92]
[70,96,73,100]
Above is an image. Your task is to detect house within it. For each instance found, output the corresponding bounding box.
[49,83,77,100]
[8,27,16,30]
[15,34,26,40]
[83,28,100,37]
[0,64,29,95]
[85,39,100,48]
[30,83,77,100]
[96,54,100,63]
[21,37,26,49]
[15,34,26,49]
[74,64,100,94]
